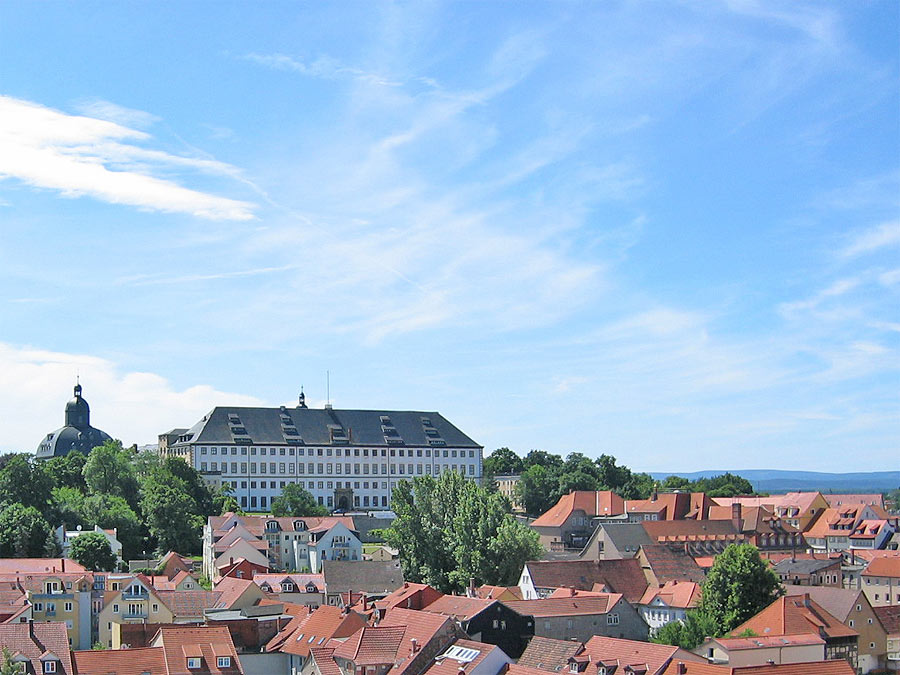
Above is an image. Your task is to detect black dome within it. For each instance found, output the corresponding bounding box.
[36,383,112,459]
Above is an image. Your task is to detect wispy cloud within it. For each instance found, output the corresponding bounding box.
[244,53,406,87]
[842,220,900,257]
[0,96,255,220]
[73,98,161,129]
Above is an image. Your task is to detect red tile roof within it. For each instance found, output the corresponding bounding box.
[639,581,702,609]
[0,622,74,675]
[863,553,900,578]
[475,585,522,600]
[421,595,495,622]
[372,582,443,613]
[73,646,167,675]
[157,589,223,619]
[266,605,366,657]
[0,558,86,574]
[516,636,583,671]
[523,559,648,603]
[378,607,455,666]
[823,494,884,508]
[874,605,900,636]
[732,594,858,640]
[504,594,622,618]
[583,635,703,674]
[333,625,407,665]
[153,625,243,674]
[711,634,825,650]
[640,545,707,584]
[212,577,259,609]
[532,491,624,527]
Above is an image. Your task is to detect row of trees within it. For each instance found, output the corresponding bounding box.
[383,470,543,593]
[652,543,783,648]
[483,447,757,516]
[0,441,239,566]
[484,448,656,515]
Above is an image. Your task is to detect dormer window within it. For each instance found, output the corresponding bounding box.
[283,583,294,592]
[217,657,231,668]
[570,664,579,673]
[266,520,279,531]
[187,656,201,668]
[43,660,58,673]
[294,520,306,531]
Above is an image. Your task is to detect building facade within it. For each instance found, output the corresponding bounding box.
[165,399,483,512]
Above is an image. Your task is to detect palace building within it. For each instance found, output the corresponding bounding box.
[161,392,483,512]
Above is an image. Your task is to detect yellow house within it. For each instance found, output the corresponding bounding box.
[98,576,174,648]
[21,573,94,650]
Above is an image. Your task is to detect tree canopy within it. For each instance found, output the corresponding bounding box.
[384,470,542,593]
[652,543,782,649]
[270,483,328,517]
[0,503,58,558]
[69,531,117,571]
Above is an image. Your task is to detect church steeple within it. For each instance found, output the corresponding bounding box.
[65,380,90,428]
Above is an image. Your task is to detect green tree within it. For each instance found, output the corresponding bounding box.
[0,503,59,558]
[620,472,655,500]
[385,471,542,593]
[140,469,203,554]
[694,473,755,498]
[482,447,524,480]
[69,531,117,571]
[0,454,53,514]
[162,458,216,516]
[83,441,139,508]
[212,483,242,515]
[44,452,87,491]
[651,610,718,649]
[83,494,146,560]
[522,450,564,470]
[661,475,692,491]
[699,543,782,635]
[2,647,22,675]
[48,486,86,530]
[515,464,559,516]
[271,482,328,517]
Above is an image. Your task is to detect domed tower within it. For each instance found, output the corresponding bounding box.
[36,382,112,459]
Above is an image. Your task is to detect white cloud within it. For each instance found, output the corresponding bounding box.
[0,96,255,220]
[842,220,900,257]
[73,99,161,129]
[0,342,267,452]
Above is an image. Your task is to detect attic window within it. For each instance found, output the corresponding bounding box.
[217,657,231,668]
[44,663,57,674]
[570,664,578,673]
[187,657,201,669]
[421,417,433,426]
[380,416,392,425]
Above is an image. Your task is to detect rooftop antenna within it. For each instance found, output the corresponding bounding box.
[326,370,331,407]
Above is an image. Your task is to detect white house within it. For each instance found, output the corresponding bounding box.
[56,525,123,562]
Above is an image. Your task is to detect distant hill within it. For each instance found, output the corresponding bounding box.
[649,469,900,495]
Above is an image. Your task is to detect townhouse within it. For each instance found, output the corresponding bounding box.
[862,555,900,607]
[504,595,648,644]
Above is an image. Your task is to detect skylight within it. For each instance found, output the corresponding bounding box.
[442,646,480,663]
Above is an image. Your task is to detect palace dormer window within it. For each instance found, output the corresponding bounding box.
[187,657,201,669]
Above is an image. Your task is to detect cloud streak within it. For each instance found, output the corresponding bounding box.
[0,96,255,220]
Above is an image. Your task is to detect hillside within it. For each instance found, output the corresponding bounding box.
[649,469,900,494]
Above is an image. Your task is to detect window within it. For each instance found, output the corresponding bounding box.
[849,620,854,627]
[64,602,72,612]
[607,613,619,625]
[187,657,201,669]
[152,603,159,613]
[44,662,57,674]
[113,604,119,614]
[217,657,231,668]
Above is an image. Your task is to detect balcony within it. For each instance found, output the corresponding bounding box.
[122,612,148,620]
[122,592,149,600]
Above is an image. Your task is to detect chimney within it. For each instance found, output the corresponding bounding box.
[570,587,576,597]
[411,638,418,653]
[458,669,466,675]
[677,663,686,675]
[651,490,658,502]
[732,503,742,531]
[61,558,65,573]
[468,577,476,597]
[361,593,367,611]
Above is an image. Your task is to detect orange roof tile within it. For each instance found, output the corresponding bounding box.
[425,639,500,675]
[583,635,704,673]
[154,625,242,674]
[0,623,74,675]
[863,554,900,578]
[421,595,495,621]
[333,625,407,665]
[73,646,167,675]
[267,605,366,657]
[531,491,624,527]
[732,594,857,640]
[639,580,702,609]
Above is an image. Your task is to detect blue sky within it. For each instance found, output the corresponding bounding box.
[0,1,897,472]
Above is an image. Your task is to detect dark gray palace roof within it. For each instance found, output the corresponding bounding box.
[35,383,112,459]
[175,404,481,449]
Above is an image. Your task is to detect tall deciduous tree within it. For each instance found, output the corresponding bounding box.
[83,494,146,560]
[482,447,524,480]
[270,483,327,517]
[0,454,53,515]
[386,471,542,593]
[44,452,87,491]
[83,441,139,508]
[0,503,58,558]
[69,531,117,571]
[699,543,782,633]
[140,476,203,554]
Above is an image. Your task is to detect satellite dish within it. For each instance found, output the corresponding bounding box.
[76,525,82,532]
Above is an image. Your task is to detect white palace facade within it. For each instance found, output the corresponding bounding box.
[160,393,483,512]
